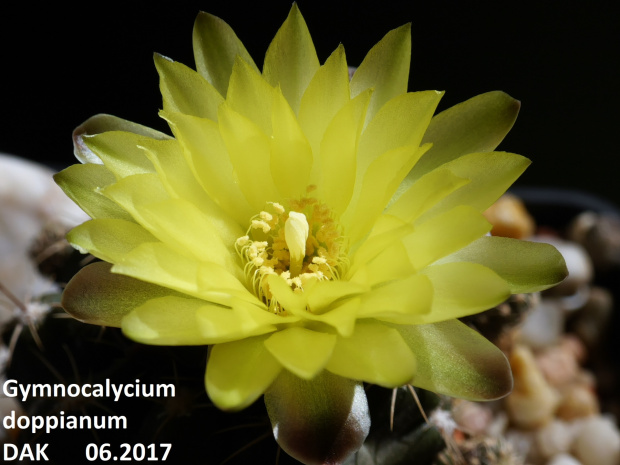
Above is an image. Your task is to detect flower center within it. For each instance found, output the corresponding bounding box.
[235,198,346,313]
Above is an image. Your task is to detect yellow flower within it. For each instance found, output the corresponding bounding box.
[55,5,567,463]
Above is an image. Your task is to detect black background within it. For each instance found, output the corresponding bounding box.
[1,1,619,204]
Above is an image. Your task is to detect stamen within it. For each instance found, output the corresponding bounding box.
[235,199,347,312]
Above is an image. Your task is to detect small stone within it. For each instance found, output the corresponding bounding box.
[547,453,583,465]
[504,428,540,463]
[568,286,613,352]
[568,211,620,272]
[452,399,494,435]
[517,300,565,350]
[572,416,620,465]
[506,345,561,430]
[483,193,536,239]
[556,385,600,421]
[536,338,582,387]
[536,420,580,459]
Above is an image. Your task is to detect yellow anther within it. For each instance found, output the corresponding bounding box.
[251,220,271,233]
[236,235,250,247]
[270,202,285,214]
[260,211,273,222]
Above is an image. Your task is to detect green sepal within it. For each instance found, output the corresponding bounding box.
[438,235,568,293]
[53,164,133,221]
[406,91,520,183]
[72,114,169,165]
[154,53,223,121]
[192,11,259,96]
[265,370,370,465]
[61,262,179,327]
[350,23,411,123]
[263,4,320,114]
[397,319,513,401]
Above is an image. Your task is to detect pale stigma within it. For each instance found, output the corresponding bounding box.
[285,211,309,277]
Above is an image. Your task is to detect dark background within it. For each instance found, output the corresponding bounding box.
[1,1,618,204]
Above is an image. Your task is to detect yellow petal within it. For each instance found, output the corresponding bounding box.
[357,91,442,176]
[122,295,288,345]
[101,174,236,267]
[139,137,245,245]
[270,89,313,198]
[305,280,367,313]
[264,327,337,379]
[112,242,253,307]
[218,104,280,211]
[266,274,307,316]
[345,143,430,244]
[347,216,414,277]
[416,262,511,323]
[302,298,360,337]
[136,199,235,267]
[122,295,211,345]
[298,44,351,159]
[161,110,253,224]
[388,167,470,222]
[197,300,297,344]
[227,56,275,136]
[316,90,371,216]
[357,274,432,324]
[349,241,414,287]
[402,205,492,270]
[206,336,282,410]
[326,321,416,387]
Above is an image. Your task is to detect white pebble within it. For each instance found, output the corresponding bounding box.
[537,420,579,458]
[547,453,583,465]
[572,416,620,465]
[518,300,565,349]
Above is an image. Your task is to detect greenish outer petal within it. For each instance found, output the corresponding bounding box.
[83,131,156,179]
[72,114,170,165]
[154,53,223,120]
[53,164,133,221]
[205,336,282,411]
[405,91,520,184]
[416,152,531,222]
[265,370,370,465]
[350,23,411,125]
[438,236,568,293]
[262,4,320,114]
[396,319,513,401]
[192,11,259,96]
[61,262,179,327]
